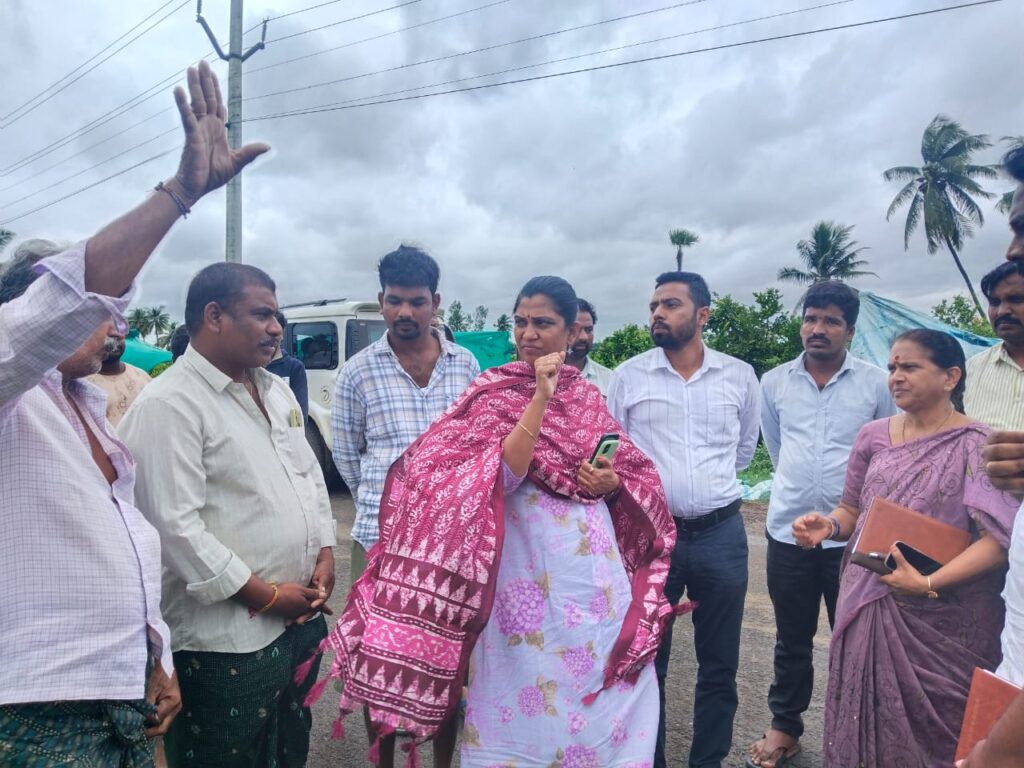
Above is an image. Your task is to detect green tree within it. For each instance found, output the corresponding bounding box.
[446,300,469,332]
[669,228,700,271]
[145,306,171,343]
[0,229,14,254]
[471,305,489,331]
[127,307,154,339]
[884,114,999,321]
[157,320,181,349]
[703,288,802,378]
[997,136,1024,215]
[931,295,994,337]
[777,221,875,287]
[494,313,511,332]
[591,324,653,369]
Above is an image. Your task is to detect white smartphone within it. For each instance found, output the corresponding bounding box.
[590,433,620,466]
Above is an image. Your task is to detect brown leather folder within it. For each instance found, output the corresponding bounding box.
[849,497,971,575]
[955,667,1022,760]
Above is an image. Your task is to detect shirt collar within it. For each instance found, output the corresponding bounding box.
[182,344,264,394]
[650,344,721,376]
[995,342,1024,371]
[792,350,856,378]
[377,328,455,357]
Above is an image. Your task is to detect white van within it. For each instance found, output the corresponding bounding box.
[281,298,385,486]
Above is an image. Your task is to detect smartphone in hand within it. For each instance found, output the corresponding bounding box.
[590,433,620,466]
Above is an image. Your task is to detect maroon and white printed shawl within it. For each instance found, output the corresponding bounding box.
[309,362,676,743]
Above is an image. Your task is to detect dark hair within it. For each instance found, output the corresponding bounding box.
[981,260,1024,299]
[377,245,440,294]
[892,328,967,413]
[514,276,578,326]
[803,280,860,326]
[169,324,191,361]
[1004,145,1024,185]
[184,263,276,334]
[0,239,67,305]
[655,271,711,308]
[577,298,597,325]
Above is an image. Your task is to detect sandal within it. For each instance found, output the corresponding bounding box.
[746,732,801,768]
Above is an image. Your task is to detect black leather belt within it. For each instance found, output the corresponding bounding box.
[675,498,742,533]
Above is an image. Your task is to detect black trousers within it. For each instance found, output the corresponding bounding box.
[765,533,843,740]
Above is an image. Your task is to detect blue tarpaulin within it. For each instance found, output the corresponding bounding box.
[851,291,997,369]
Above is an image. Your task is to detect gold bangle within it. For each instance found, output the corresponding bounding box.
[926,575,939,600]
[515,421,538,441]
[257,582,280,614]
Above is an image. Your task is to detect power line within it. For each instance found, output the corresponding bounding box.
[0,148,178,227]
[246,0,856,119]
[0,0,191,130]
[0,128,179,211]
[247,0,512,75]
[244,0,1003,123]
[0,0,183,125]
[266,0,424,44]
[4,0,1003,226]
[246,0,712,103]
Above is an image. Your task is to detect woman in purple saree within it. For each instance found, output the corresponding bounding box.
[793,329,1019,768]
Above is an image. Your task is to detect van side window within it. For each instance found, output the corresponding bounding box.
[345,319,387,360]
[291,322,339,370]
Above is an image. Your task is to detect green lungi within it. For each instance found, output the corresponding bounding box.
[165,615,326,768]
[0,699,156,767]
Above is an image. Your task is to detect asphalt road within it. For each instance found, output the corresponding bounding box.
[308,495,829,767]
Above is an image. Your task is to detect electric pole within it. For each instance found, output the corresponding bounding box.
[196,0,266,262]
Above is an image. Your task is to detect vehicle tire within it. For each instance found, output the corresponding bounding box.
[305,419,345,492]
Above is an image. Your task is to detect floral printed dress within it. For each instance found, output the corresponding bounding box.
[461,467,658,768]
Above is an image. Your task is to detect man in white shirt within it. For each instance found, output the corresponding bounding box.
[749,281,894,768]
[566,297,613,395]
[959,143,1024,768]
[608,271,760,768]
[0,61,266,766]
[121,263,336,767]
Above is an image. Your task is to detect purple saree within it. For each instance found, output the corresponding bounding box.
[823,420,1018,768]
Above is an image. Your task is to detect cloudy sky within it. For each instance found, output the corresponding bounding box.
[1,0,1019,336]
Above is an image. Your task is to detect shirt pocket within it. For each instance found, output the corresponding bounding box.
[287,426,319,475]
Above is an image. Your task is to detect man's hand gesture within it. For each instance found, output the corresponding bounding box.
[170,60,269,206]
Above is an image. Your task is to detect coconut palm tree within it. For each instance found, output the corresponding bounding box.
[669,228,700,271]
[157,320,180,349]
[884,114,999,321]
[778,221,876,287]
[997,136,1024,215]
[127,308,154,340]
[145,306,171,344]
[0,229,14,253]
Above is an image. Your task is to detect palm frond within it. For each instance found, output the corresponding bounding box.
[903,193,924,249]
[886,180,919,220]
[777,267,814,285]
[941,133,992,161]
[669,229,700,247]
[947,184,986,227]
[997,190,1016,214]
[883,166,921,183]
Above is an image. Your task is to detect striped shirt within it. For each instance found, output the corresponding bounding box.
[608,346,760,517]
[965,342,1024,430]
[0,247,172,705]
[331,331,480,549]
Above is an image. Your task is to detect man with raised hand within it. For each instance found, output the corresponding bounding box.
[0,60,267,766]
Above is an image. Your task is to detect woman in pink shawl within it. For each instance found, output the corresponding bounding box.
[310,276,676,767]
[793,329,1019,768]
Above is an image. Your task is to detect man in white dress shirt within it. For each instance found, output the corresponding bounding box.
[121,263,336,767]
[566,298,613,395]
[749,281,894,768]
[0,61,266,765]
[608,271,760,768]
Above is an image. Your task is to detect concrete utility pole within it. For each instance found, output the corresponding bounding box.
[196,0,266,262]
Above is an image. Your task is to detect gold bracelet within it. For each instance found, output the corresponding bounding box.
[925,575,939,599]
[515,421,538,441]
[257,582,280,614]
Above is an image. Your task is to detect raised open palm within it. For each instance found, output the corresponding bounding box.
[172,60,269,204]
